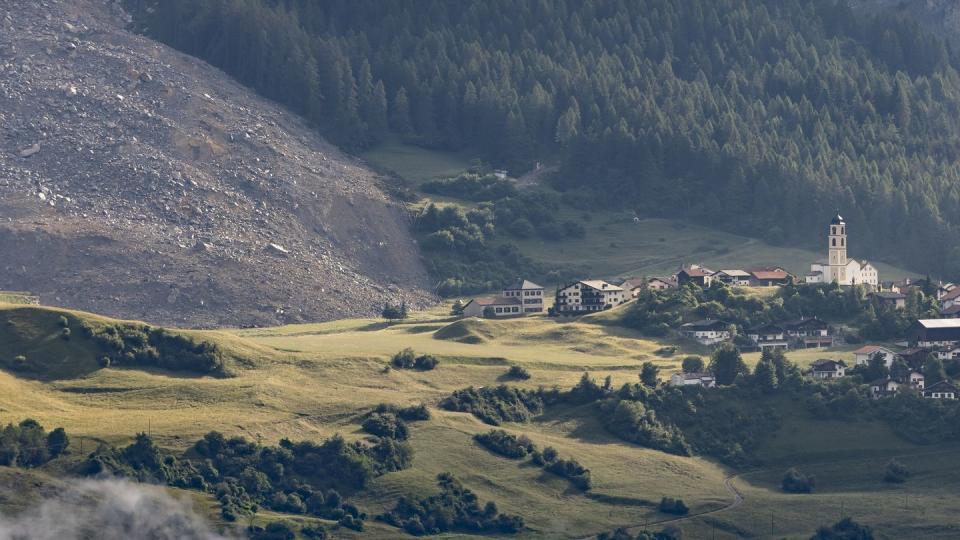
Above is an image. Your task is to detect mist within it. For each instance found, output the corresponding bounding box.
[0,477,237,540]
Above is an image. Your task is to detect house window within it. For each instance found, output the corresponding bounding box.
[495,307,503,313]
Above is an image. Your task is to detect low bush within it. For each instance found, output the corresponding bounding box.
[378,473,524,535]
[391,349,439,370]
[544,457,592,491]
[79,322,226,375]
[474,430,536,459]
[811,517,874,539]
[883,458,909,483]
[658,497,689,515]
[373,403,431,422]
[0,419,69,467]
[362,412,409,440]
[782,467,816,493]
[505,365,531,380]
[439,385,545,425]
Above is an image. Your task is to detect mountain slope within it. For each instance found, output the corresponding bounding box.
[0,0,431,327]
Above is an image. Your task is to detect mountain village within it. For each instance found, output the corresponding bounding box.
[459,213,960,401]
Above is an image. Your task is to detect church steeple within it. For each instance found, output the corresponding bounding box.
[828,212,847,283]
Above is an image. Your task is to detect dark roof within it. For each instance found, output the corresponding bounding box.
[872,292,906,300]
[681,319,729,331]
[466,296,521,307]
[748,323,785,334]
[943,288,960,302]
[783,317,827,330]
[913,320,960,342]
[941,305,960,316]
[924,380,960,393]
[811,359,845,371]
[504,279,543,290]
[831,213,845,225]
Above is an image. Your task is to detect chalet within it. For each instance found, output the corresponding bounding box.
[810,359,846,379]
[783,318,832,348]
[554,280,626,314]
[941,287,960,311]
[462,296,523,318]
[936,346,960,361]
[852,345,897,367]
[647,276,677,291]
[679,319,731,345]
[677,265,714,287]
[712,269,751,286]
[747,267,792,287]
[898,347,933,371]
[903,371,925,390]
[669,372,716,388]
[911,319,960,348]
[870,378,900,398]
[870,292,906,309]
[746,323,789,351]
[618,277,647,298]
[503,279,545,314]
[923,380,960,400]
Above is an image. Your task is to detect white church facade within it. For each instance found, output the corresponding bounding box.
[805,213,879,288]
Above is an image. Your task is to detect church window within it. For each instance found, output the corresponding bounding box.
[841,238,845,247]
[832,238,836,247]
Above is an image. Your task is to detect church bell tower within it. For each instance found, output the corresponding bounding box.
[828,213,847,283]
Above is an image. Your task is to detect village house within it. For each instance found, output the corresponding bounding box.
[940,287,960,312]
[462,296,523,318]
[712,269,751,286]
[939,305,960,319]
[905,371,925,390]
[805,214,879,288]
[669,371,716,388]
[679,319,731,345]
[646,276,678,291]
[503,279,545,314]
[870,378,900,398]
[897,347,933,372]
[870,292,906,310]
[852,345,897,367]
[810,359,846,379]
[783,318,833,348]
[554,280,627,314]
[923,380,960,399]
[748,267,793,287]
[936,345,960,361]
[911,319,960,348]
[676,265,714,287]
[746,323,789,351]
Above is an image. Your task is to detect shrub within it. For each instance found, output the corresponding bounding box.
[373,403,431,422]
[544,457,592,490]
[362,413,409,440]
[413,354,439,370]
[505,365,531,380]
[378,473,523,535]
[440,385,545,425]
[391,349,439,370]
[811,517,874,540]
[658,497,689,515]
[782,467,815,493]
[79,322,226,375]
[883,458,909,483]
[474,430,536,459]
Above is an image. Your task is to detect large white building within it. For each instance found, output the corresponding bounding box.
[805,213,878,288]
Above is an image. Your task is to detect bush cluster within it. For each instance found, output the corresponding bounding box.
[782,467,816,493]
[421,173,517,201]
[0,419,68,467]
[391,348,439,370]
[378,473,524,536]
[597,526,682,540]
[79,321,226,375]
[439,385,546,425]
[473,430,535,459]
[658,497,689,515]
[883,458,910,483]
[505,365,531,380]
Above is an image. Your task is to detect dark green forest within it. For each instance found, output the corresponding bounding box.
[126,0,960,277]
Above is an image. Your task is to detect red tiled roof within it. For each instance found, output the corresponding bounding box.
[751,270,789,280]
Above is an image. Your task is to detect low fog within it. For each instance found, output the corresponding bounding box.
[0,478,237,540]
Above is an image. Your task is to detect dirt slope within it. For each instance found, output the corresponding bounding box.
[0,0,433,327]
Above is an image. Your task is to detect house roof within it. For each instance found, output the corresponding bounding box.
[648,276,677,286]
[504,279,543,290]
[579,280,623,291]
[852,345,893,355]
[748,323,785,334]
[783,317,827,329]
[715,269,750,277]
[465,296,521,308]
[870,377,898,387]
[681,319,729,330]
[750,270,790,280]
[619,277,647,290]
[941,305,960,316]
[679,267,713,278]
[811,359,845,371]
[917,319,960,329]
[673,371,715,381]
[924,380,960,393]
[873,292,906,300]
[942,288,960,302]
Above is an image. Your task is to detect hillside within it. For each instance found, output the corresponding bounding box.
[129,0,960,282]
[4,302,960,538]
[0,0,432,328]
[852,0,960,46]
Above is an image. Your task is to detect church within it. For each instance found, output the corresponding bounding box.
[805,213,879,288]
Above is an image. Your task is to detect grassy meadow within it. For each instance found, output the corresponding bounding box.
[2,301,960,538]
